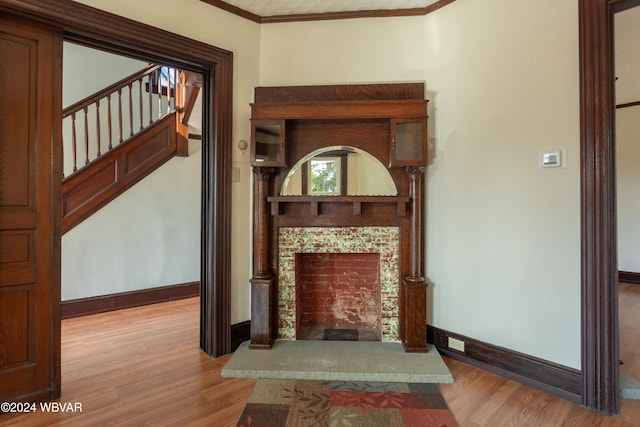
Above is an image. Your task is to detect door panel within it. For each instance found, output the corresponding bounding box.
[0,16,61,402]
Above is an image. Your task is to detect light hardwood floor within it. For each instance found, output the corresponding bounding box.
[2,284,640,426]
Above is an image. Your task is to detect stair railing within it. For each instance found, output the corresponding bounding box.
[62,64,186,178]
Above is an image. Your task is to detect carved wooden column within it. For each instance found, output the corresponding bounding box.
[250,167,276,349]
[402,166,427,352]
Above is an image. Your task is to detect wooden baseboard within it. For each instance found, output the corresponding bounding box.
[230,320,251,352]
[61,282,200,319]
[428,325,582,403]
[619,271,640,285]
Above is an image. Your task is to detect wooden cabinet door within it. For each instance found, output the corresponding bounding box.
[251,120,286,167]
[0,16,62,402]
[389,118,427,167]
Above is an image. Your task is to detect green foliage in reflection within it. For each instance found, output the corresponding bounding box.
[310,160,338,194]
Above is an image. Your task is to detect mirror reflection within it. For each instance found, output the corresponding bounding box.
[280,146,397,196]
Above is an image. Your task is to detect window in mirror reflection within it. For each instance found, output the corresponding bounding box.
[308,157,341,195]
[280,146,397,197]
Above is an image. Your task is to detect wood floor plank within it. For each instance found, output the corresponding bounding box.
[1,284,639,426]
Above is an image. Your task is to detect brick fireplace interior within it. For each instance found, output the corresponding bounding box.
[277,226,400,342]
[296,252,381,341]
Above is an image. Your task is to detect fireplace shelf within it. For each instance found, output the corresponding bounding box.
[267,195,410,216]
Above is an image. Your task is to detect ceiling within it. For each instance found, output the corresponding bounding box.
[202,0,445,22]
[222,0,440,16]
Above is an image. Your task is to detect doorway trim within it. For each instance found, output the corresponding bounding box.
[579,0,640,415]
[0,0,233,357]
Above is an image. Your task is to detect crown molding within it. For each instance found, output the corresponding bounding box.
[200,0,261,23]
[200,0,455,23]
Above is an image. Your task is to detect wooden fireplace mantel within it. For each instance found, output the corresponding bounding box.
[249,83,429,352]
[267,196,410,217]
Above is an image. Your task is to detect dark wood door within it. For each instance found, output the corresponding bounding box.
[0,16,62,402]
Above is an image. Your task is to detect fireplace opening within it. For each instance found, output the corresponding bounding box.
[295,252,382,341]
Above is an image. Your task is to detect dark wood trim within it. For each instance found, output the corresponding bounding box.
[0,0,229,68]
[200,0,456,24]
[579,0,627,416]
[61,282,200,319]
[250,99,427,120]
[261,8,431,24]
[616,100,640,109]
[619,271,640,285]
[0,0,233,358]
[612,0,640,12]
[199,0,262,23]
[230,320,251,352]
[428,326,582,404]
[423,0,457,16]
[254,83,426,103]
[204,40,234,357]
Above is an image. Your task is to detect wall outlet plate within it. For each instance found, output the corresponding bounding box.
[448,336,465,352]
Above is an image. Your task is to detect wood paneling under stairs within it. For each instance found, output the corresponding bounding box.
[3,285,640,425]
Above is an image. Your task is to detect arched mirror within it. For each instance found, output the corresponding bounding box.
[280,146,397,196]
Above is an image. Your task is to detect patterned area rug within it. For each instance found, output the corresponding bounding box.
[236,379,458,427]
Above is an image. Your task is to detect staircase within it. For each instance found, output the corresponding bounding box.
[61,64,200,234]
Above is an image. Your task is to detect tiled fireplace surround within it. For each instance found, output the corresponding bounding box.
[278,226,400,341]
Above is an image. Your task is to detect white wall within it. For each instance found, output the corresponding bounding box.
[260,0,581,368]
[616,106,640,272]
[62,139,202,299]
[63,43,147,107]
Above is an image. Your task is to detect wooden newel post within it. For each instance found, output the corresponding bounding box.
[250,167,276,349]
[402,166,427,352]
